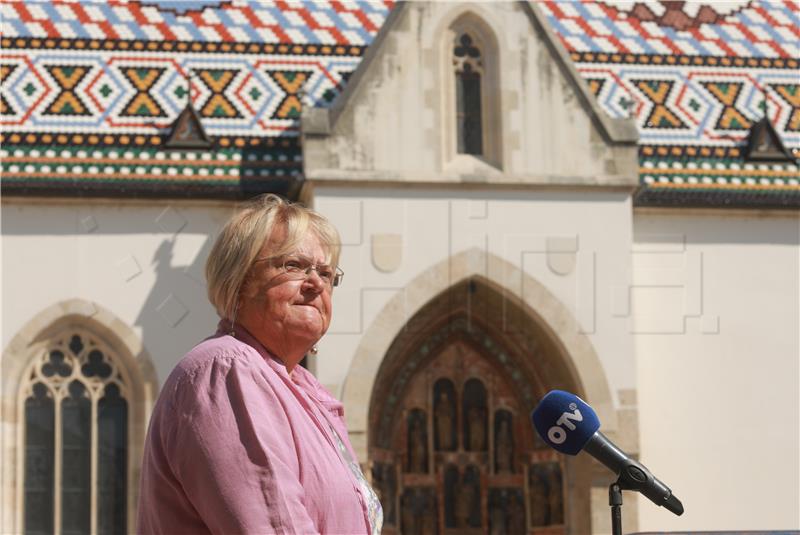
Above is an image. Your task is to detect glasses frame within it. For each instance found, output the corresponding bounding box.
[254,254,344,287]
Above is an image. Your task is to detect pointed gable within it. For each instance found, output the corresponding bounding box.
[302,2,638,187]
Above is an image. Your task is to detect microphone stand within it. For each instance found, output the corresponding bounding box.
[609,480,624,535]
[590,432,684,532]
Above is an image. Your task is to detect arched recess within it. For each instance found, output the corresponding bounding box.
[342,247,616,447]
[1,299,158,535]
[438,8,504,170]
[363,272,605,534]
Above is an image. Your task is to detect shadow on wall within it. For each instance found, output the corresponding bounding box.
[134,233,218,379]
[4,202,229,382]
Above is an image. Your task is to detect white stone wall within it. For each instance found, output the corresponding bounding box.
[8,197,796,531]
[1,198,240,530]
[1,198,233,386]
[632,210,800,530]
[313,186,636,428]
[4,190,636,415]
[2,190,637,531]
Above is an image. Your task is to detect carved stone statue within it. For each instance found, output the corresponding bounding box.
[375,464,396,525]
[421,499,437,535]
[495,418,513,472]
[529,468,549,526]
[468,406,486,451]
[508,492,526,534]
[489,504,506,535]
[403,489,434,535]
[402,497,418,535]
[435,391,453,450]
[455,476,478,528]
[408,414,427,473]
[547,465,564,524]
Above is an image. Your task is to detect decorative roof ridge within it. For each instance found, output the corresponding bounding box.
[603,1,752,32]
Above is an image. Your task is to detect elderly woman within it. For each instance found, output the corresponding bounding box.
[138,195,382,534]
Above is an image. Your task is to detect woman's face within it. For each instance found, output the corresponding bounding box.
[238,230,333,354]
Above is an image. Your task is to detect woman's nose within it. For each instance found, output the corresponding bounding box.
[303,268,326,291]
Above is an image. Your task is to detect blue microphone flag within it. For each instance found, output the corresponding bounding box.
[531,390,600,455]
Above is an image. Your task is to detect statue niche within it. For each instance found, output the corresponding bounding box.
[488,488,525,535]
[445,463,483,530]
[407,409,428,473]
[443,464,459,528]
[460,465,482,528]
[371,462,397,526]
[529,462,565,526]
[401,487,438,535]
[433,379,456,451]
[462,378,487,451]
[494,410,514,473]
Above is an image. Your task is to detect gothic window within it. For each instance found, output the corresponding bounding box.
[372,337,566,534]
[443,16,502,170]
[454,33,484,156]
[21,331,129,535]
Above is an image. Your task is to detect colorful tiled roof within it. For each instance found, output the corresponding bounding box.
[542,1,799,58]
[1,0,797,206]
[0,140,304,199]
[0,47,364,137]
[539,0,799,208]
[1,1,391,44]
[540,1,799,149]
[0,0,392,141]
[1,0,392,198]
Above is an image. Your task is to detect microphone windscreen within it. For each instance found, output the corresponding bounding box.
[531,390,600,455]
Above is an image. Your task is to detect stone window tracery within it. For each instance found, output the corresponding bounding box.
[442,15,503,170]
[453,33,484,156]
[21,329,129,535]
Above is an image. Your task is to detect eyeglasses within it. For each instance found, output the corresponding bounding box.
[255,255,344,287]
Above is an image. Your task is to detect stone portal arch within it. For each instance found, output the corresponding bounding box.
[341,248,615,534]
[365,274,599,534]
[1,299,158,535]
[341,247,615,448]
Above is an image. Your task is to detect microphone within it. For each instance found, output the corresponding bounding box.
[531,390,684,516]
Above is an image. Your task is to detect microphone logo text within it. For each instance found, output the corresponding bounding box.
[547,403,583,444]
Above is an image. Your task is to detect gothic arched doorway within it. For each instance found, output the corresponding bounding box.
[369,278,586,535]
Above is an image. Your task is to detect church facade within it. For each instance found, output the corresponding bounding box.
[2,1,798,534]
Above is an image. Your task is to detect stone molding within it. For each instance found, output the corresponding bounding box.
[340,247,618,459]
[1,298,157,534]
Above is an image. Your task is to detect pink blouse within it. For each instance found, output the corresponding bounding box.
[137,322,374,534]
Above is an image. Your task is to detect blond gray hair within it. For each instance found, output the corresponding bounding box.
[205,194,341,321]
